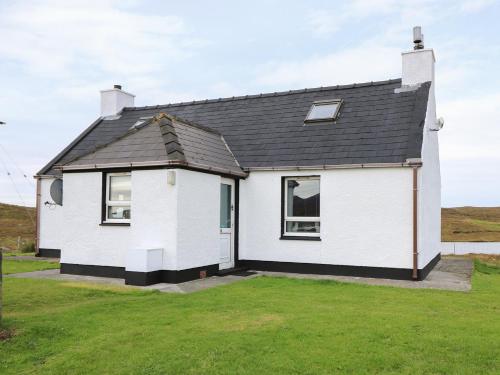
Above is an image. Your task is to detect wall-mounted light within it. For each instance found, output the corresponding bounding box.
[167,170,176,186]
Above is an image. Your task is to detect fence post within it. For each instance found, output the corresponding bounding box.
[0,251,3,325]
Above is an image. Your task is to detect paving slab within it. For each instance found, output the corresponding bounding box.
[5,258,472,292]
[143,274,260,293]
[6,269,259,293]
[256,258,473,292]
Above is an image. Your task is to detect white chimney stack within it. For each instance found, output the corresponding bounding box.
[402,26,435,87]
[100,84,135,117]
[401,26,437,125]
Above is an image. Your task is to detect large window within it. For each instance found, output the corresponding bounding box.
[105,173,131,222]
[283,176,320,237]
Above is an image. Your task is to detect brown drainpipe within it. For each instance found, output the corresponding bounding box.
[35,177,41,256]
[412,166,419,280]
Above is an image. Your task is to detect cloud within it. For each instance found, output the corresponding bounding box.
[306,0,498,38]
[0,0,197,79]
[439,93,500,160]
[256,41,401,89]
[305,1,436,38]
[460,0,498,13]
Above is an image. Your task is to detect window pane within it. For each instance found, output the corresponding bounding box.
[286,179,320,217]
[108,206,131,220]
[220,184,231,228]
[286,221,320,233]
[307,103,338,120]
[109,175,131,201]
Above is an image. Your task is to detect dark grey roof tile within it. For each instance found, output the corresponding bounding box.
[39,79,430,174]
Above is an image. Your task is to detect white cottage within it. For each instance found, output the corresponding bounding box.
[35,29,442,285]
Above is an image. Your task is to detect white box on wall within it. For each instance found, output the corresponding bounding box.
[126,248,164,272]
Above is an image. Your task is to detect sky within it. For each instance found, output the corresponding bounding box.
[0,0,499,207]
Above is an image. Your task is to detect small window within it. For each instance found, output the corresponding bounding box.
[220,183,232,229]
[284,177,320,237]
[105,173,131,222]
[305,99,342,123]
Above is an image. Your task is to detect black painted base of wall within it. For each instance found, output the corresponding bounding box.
[61,263,125,278]
[125,264,219,286]
[239,253,442,281]
[60,263,219,286]
[418,252,441,280]
[38,248,61,258]
[59,253,441,285]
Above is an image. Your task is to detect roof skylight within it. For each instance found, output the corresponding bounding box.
[130,116,153,130]
[305,99,342,123]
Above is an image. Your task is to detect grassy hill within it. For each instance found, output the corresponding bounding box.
[0,202,36,251]
[442,206,500,242]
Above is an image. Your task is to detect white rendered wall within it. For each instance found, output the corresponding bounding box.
[239,168,414,269]
[175,169,220,270]
[130,169,177,269]
[61,172,131,267]
[60,169,221,271]
[38,177,63,250]
[442,242,500,255]
[402,49,441,268]
[418,92,441,268]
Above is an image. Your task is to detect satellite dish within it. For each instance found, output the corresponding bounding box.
[431,117,444,131]
[50,178,63,206]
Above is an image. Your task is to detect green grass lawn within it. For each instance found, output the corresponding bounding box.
[0,262,499,374]
[1,259,59,275]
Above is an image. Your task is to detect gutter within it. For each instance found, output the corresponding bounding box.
[55,160,248,178]
[244,161,418,172]
[408,161,422,280]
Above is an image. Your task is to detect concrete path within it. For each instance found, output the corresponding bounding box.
[143,273,260,293]
[6,258,473,292]
[258,257,473,292]
[6,269,259,293]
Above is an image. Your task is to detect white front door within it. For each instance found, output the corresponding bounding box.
[219,178,235,270]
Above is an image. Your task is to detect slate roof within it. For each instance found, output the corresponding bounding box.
[40,78,431,175]
[64,113,244,176]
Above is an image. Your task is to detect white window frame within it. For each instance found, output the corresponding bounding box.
[283,176,320,237]
[105,172,131,223]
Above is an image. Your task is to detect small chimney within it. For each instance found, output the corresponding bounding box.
[100,85,135,117]
[401,26,435,87]
[401,26,437,126]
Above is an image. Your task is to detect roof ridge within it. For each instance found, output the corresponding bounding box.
[124,78,402,111]
[155,112,222,135]
[155,115,186,162]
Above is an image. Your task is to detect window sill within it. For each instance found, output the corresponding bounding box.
[280,235,321,241]
[100,222,130,227]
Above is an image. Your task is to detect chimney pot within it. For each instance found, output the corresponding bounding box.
[413,26,424,50]
[113,84,122,90]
